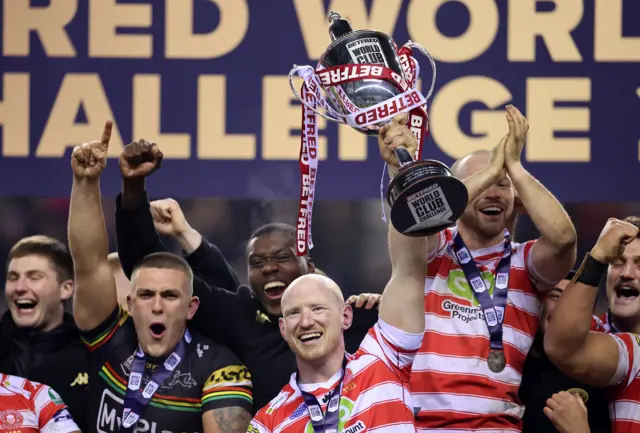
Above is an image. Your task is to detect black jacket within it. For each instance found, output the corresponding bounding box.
[115,193,379,412]
[0,312,89,432]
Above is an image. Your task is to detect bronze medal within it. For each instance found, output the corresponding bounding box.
[487,350,506,373]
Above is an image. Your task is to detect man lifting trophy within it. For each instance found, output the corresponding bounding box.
[289,11,468,255]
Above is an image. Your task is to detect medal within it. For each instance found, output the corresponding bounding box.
[487,350,506,373]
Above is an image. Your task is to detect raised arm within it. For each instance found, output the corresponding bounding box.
[69,121,118,331]
[504,105,577,285]
[544,218,639,386]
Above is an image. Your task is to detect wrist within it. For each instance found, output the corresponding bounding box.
[176,227,202,254]
[576,253,608,287]
[121,178,145,209]
[506,161,526,179]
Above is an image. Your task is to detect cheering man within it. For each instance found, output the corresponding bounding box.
[545,218,640,432]
[68,121,253,433]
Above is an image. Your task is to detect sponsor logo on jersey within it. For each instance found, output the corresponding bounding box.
[70,372,89,386]
[0,410,23,428]
[266,391,289,415]
[48,388,64,405]
[289,403,306,421]
[304,397,355,433]
[205,365,251,388]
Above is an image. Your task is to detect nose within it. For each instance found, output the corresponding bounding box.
[483,184,501,199]
[151,295,163,314]
[9,277,28,294]
[261,258,279,275]
[620,261,637,281]
[299,309,315,328]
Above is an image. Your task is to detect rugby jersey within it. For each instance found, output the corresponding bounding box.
[80,305,253,433]
[414,227,550,432]
[247,319,423,433]
[593,311,616,333]
[609,333,640,432]
[0,373,79,433]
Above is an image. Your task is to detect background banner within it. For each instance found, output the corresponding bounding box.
[0,0,638,200]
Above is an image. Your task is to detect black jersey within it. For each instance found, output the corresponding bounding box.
[80,306,253,433]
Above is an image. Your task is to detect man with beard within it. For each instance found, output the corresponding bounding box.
[545,218,640,432]
[69,121,253,433]
[398,106,577,432]
[113,145,377,412]
[519,271,611,433]
[0,235,89,431]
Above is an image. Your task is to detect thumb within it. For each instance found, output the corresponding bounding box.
[100,120,113,151]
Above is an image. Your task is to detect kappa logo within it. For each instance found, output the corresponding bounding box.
[304,397,356,433]
[70,372,89,387]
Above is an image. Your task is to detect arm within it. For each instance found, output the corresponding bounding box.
[203,407,252,433]
[505,106,577,285]
[544,218,639,386]
[69,121,118,331]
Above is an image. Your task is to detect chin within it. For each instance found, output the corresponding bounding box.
[610,304,640,320]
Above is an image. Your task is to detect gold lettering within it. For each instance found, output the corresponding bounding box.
[88,0,152,58]
[133,75,190,158]
[197,75,255,159]
[430,76,511,159]
[407,0,499,62]
[3,0,77,57]
[0,73,30,156]
[294,0,402,60]
[526,78,591,162]
[594,0,640,62]
[261,75,326,160]
[508,0,583,62]
[37,74,123,157]
[165,0,249,59]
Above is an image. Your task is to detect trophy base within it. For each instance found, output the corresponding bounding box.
[387,160,468,237]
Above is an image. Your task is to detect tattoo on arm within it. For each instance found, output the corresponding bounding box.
[211,407,251,433]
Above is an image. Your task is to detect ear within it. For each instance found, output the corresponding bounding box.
[186,296,200,320]
[279,317,287,340]
[59,279,74,302]
[305,257,316,273]
[342,303,353,331]
[126,293,133,313]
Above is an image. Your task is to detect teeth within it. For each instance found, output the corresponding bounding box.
[299,332,322,342]
[264,281,286,291]
[481,207,501,212]
[15,300,36,307]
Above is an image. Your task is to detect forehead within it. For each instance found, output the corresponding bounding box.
[132,268,188,291]
[456,153,490,178]
[248,232,293,255]
[8,255,55,274]
[282,282,333,308]
[622,238,640,258]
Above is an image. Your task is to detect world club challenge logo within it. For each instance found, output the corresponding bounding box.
[346,38,388,66]
[406,184,453,229]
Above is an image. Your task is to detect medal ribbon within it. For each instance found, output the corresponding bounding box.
[121,330,192,431]
[452,231,512,351]
[298,357,348,433]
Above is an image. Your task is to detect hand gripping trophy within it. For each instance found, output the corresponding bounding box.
[289,11,468,256]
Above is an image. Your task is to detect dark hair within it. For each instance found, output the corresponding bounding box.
[7,235,74,282]
[249,223,296,242]
[624,216,640,233]
[132,252,193,293]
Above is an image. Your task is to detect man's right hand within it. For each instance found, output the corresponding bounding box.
[119,139,163,179]
[71,121,112,180]
[590,218,639,264]
[150,198,190,237]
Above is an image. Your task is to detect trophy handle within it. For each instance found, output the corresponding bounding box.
[287,65,346,123]
[404,41,437,102]
[393,147,415,167]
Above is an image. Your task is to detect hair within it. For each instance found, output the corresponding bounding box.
[249,223,296,243]
[7,235,74,282]
[131,252,193,294]
[624,216,640,234]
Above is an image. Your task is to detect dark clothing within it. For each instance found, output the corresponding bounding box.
[0,312,89,432]
[81,305,252,433]
[519,337,611,433]
[115,193,379,412]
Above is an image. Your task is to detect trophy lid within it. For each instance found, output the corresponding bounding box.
[328,11,353,41]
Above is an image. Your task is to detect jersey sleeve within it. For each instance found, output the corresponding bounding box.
[33,384,80,433]
[79,304,131,353]
[608,333,640,389]
[201,346,253,413]
[358,318,423,380]
[427,228,452,264]
[246,416,272,433]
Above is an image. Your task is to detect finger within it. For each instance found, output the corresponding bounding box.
[546,396,561,411]
[355,295,368,309]
[150,143,163,167]
[365,295,380,310]
[158,206,172,220]
[100,120,113,150]
[82,143,93,165]
[72,145,85,164]
[392,113,409,125]
[575,394,587,412]
[346,295,357,305]
[384,127,405,145]
[390,134,410,151]
[542,406,554,420]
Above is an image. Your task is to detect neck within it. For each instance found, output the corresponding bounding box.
[42,310,64,332]
[456,222,505,251]
[610,314,640,334]
[297,345,345,385]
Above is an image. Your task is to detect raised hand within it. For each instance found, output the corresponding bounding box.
[504,105,529,169]
[71,120,113,180]
[119,139,163,179]
[346,293,382,311]
[150,198,190,237]
[377,114,417,167]
[590,218,640,264]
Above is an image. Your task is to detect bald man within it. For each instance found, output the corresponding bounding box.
[407,106,578,432]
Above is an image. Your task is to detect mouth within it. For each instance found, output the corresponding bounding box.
[615,285,640,301]
[298,331,323,345]
[479,206,504,217]
[149,322,167,339]
[14,299,37,313]
[263,281,287,300]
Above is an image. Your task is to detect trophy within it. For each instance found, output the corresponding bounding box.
[288,12,468,254]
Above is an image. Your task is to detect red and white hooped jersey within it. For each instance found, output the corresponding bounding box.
[413,227,553,432]
[0,373,79,433]
[608,333,640,432]
[247,319,423,433]
[592,311,616,333]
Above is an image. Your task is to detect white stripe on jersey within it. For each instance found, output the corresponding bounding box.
[412,393,525,418]
[412,353,522,386]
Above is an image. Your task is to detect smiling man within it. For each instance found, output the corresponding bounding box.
[68,122,253,433]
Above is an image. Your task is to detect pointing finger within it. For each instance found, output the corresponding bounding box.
[100,120,113,150]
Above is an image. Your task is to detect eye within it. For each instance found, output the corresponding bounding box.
[249,259,263,268]
[276,254,292,263]
[313,306,325,312]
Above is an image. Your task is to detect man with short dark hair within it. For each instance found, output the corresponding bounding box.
[0,235,89,432]
[69,121,253,433]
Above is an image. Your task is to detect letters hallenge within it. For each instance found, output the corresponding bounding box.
[289,11,468,251]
